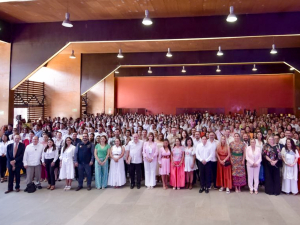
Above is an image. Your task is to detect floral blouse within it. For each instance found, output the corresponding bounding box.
[262,144,282,161]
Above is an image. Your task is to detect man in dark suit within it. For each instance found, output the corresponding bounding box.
[71,132,82,181]
[5,135,25,194]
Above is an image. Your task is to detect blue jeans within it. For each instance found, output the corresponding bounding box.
[78,163,92,187]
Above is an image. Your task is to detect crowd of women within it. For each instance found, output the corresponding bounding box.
[0,112,299,196]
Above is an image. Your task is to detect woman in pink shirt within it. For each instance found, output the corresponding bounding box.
[143,133,158,189]
[158,139,171,190]
[246,139,262,194]
[170,138,185,190]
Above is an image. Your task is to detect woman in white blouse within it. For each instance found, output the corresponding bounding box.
[42,139,59,190]
[246,139,262,194]
[0,134,9,183]
[59,137,75,191]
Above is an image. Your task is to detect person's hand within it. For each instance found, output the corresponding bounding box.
[270,161,276,166]
[24,165,28,169]
[51,162,55,167]
[242,161,245,166]
[202,160,206,165]
[172,162,176,167]
[97,160,102,165]
[159,164,162,168]
[1,154,5,157]
[253,163,256,167]
[10,161,15,166]
[89,161,93,166]
[74,162,78,167]
[60,162,62,168]
[190,164,194,169]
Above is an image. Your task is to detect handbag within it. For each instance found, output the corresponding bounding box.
[224,161,231,167]
[26,182,37,193]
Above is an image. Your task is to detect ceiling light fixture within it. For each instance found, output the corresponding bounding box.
[69,50,76,59]
[217,46,223,56]
[115,70,119,74]
[252,64,257,71]
[148,67,152,73]
[290,67,295,71]
[182,66,186,73]
[270,44,277,54]
[216,65,221,73]
[62,12,73,28]
[117,49,124,58]
[166,48,172,57]
[142,10,153,26]
[226,6,237,23]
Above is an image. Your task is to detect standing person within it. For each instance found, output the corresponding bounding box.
[158,139,171,190]
[94,136,110,189]
[207,132,218,190]
[108,138,126,188]
[155,133,164,183]
[54,131,64,181]
[170,138,185,190]
[216,136,232,194]
[39,134,49,182]
[59,137,76,191]
[229,133,246,193]
[263,135,282,196]
[143,132,158,189]
[196,136,213,194]
[256,132,265,186]
[23,136,44,191]
[167,127,180,147]
[0,134,9,183]
[125,134,143,189]
[281,138,299,195]
[246,139,262,194]
[74,133,95,191]
[5,135,25,194]
[42,139,58,190]
[184,137,197,190]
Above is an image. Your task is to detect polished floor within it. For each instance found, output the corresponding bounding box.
[0,176,300,225]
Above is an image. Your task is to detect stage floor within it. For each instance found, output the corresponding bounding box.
[0,177,300,225]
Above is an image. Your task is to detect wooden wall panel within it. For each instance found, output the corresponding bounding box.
[87,81,105,115]
[0,42,11,126]
[29,54,81,119]
[104,73,115,115]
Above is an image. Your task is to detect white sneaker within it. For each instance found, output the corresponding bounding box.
[226,188,230,194]
[219,187,224,192]
[173,187,176,190]
[147,187,150,190]
[64,186,68,191]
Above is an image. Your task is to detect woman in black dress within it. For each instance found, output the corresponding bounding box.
[262,135,282,196]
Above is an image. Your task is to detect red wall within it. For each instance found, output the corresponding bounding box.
[116,75,294,114]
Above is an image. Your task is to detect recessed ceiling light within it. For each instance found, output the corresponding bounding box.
[216,65,221,72]
[115,70,119,74]
[182,66,186,73]
[166,48,172,57]
[142,10,153,26]
[290,67,295,71]
[148,67,152,73]
[252,64,257,71]
[226,6,237,22]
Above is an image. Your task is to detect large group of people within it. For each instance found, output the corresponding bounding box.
[0,111,299,196]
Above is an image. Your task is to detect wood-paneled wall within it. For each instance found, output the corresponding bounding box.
[29,54,81,119]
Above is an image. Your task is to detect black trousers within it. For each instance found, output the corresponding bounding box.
[193,159,200,184]
[0,156,7,178]
[45,159,56,186]
[264,163,281,195]
[211,161,217,188]
[8,166,21,191]
[198,161,212,189]
[130,163,142,185]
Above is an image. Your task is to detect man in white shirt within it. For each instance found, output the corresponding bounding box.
[279,130,297,145]
[224,128,234,145]
[192,131,202,147]
[23,136,44,190]
[195,136,213,194]
[125,134,143,189]
[207,132,219,190]
[167,127,180,147]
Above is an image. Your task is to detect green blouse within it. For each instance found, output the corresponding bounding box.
[95,144,110,159]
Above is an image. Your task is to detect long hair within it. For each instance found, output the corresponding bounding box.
[163,139,171,152]
[285,138,297,153]
[63,137,72,153]
[185,137,194,147]
[44,138,56,152]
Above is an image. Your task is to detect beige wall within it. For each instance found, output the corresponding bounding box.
[87,73,115,115]
[0,42,11,126]
[30,54,81,119]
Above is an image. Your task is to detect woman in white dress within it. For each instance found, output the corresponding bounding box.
[108,138,126,188]
[184,137,197,189]
[281,138,299,195]
[155,134,164,182]
[143,132,158,189]
[59,137,75,191]
[181,130,188,147]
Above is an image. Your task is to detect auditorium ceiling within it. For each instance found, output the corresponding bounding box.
[0,0,300,23]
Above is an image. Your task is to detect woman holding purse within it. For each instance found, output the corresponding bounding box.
[216,136,232,194]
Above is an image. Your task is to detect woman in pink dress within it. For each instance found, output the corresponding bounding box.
[170,138,185,190]
[158,139,171,190]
